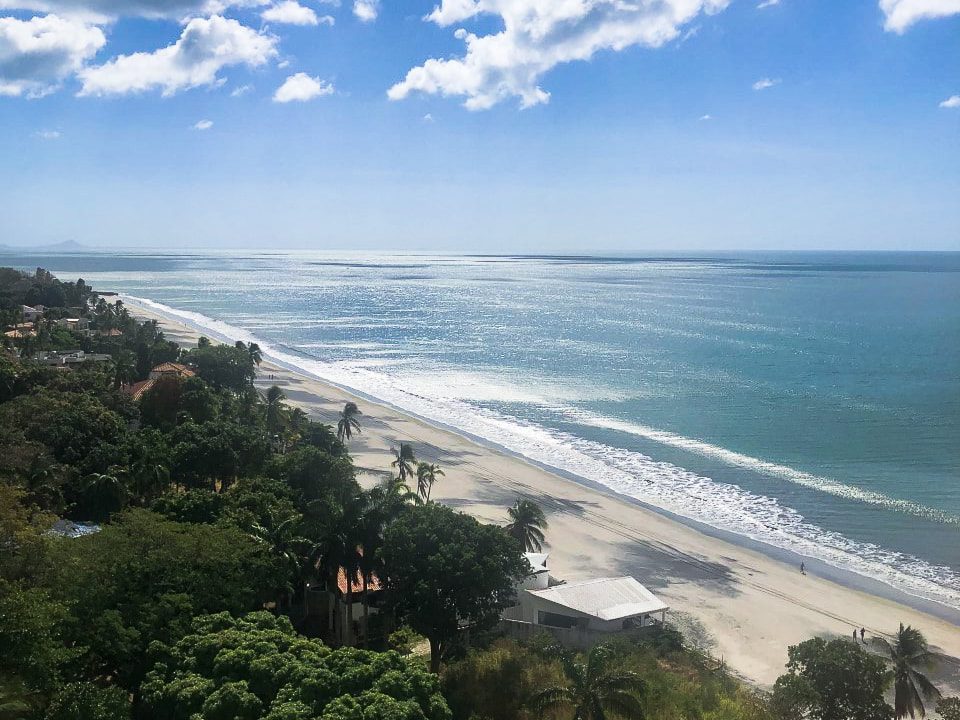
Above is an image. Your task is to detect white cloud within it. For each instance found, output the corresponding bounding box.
[699,113,712,120]
[193,118,213,129]
[231,83,252,96]
[0,0,270,22]
[0,14,105,97]
[77,15,276,97]
[422,112,433,121]
[352,0,377,21]
[752,77,780,90]
[261,0,332,25]
[273,71,332,102]
[757,0,780,8]
[880,0,960,32]
[34,128,61,138]
[940,94,960,108]
[388,0,729,111]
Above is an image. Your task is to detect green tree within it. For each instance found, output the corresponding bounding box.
[184,344,255,392]
[391,443,416,483]
[43,683,129,720]
[381,504,527,672]
[505,498,548,552]
[111,350,137,389]
[416,462,444,503]
[874,625,941,719]
[265,385,287,436]
[48,509,283,689]
[336,402,362,444]
[139,611,451,720]
[771,637,892,720]
[530,644,646,720]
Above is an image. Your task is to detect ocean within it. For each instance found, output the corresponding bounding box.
[6,250,959,612]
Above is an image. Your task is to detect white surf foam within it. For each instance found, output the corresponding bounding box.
[122,294,960,611]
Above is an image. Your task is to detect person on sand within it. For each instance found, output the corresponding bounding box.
[800,562,805,575]
[860,627,866,643]
[853,629,859,642]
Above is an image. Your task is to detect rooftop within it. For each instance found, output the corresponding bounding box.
[152,361,195,377]
[527,576,668,621]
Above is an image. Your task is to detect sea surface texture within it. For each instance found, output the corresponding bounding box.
[9,250,960,610]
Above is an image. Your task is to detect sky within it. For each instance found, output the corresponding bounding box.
[0,0,958,252]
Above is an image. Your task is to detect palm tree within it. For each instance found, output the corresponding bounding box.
[337,402,363,443]
[248,512,310,610]
[416,462,444,503]
[248,342,263,367]
[112,350,137,389]
[505,497,549,552]
[875,624,942,718]
[198,336,211,348]
[391,443,416,482]
[81,470,131,520]
[530,644,646,720]
[265,385,287,435]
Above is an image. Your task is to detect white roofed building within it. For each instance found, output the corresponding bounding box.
[505,576,668,643]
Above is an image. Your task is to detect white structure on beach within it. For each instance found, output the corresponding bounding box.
[521,552,550,590]
[508,576,668,636]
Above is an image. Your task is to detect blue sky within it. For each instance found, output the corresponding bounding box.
[1,0,958,251]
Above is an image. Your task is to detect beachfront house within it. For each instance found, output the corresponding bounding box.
[305,560,385,647]
[56,317,90,333]
[34,350,112,368]
[126,362,197,401]
[502,575,669,648]
[21,305,44,322]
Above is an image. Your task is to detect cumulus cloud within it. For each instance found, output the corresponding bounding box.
[231,83,252,96]
[193,118,213,129]
[880,0,960,32]
[0,14,104,97]
[388,0,729,111]
[752,77,780,90]
[273,71,332,101]
[262,0,332,25]
[940,94,960,108]
[77,15,276,96]
[352,0,377,21]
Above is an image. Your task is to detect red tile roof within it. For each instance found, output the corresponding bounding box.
[152,362,195,377]
[336,566,383,595]
[127,378,156,401]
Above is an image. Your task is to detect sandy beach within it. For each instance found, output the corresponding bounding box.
[127,299,960,692]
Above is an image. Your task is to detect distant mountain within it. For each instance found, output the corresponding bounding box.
[0,240,89,253]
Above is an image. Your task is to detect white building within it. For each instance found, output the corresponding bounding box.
[521,552,550,590]
[22,305,44,322]
[513,576,668,632]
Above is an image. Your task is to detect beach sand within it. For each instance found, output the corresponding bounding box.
[128,301,960,692]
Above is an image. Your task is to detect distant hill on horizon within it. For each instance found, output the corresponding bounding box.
[0,240,90,254]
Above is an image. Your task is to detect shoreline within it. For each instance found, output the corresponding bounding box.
[122,296,960,691]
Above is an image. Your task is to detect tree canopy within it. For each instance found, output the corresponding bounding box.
[140,611,451,720]
[381,504,527,672]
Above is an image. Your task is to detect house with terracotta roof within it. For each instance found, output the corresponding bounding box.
[125,362,196,401]
[304,554,385,647]
[149,362,194,380]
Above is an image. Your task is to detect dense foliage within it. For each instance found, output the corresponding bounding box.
[140,612,450,720]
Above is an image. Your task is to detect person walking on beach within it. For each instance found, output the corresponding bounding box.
[860,627,866,643]
[853,629,859,642]
[800,562,805,575]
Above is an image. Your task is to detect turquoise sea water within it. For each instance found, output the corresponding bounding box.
[6,250,959,610]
